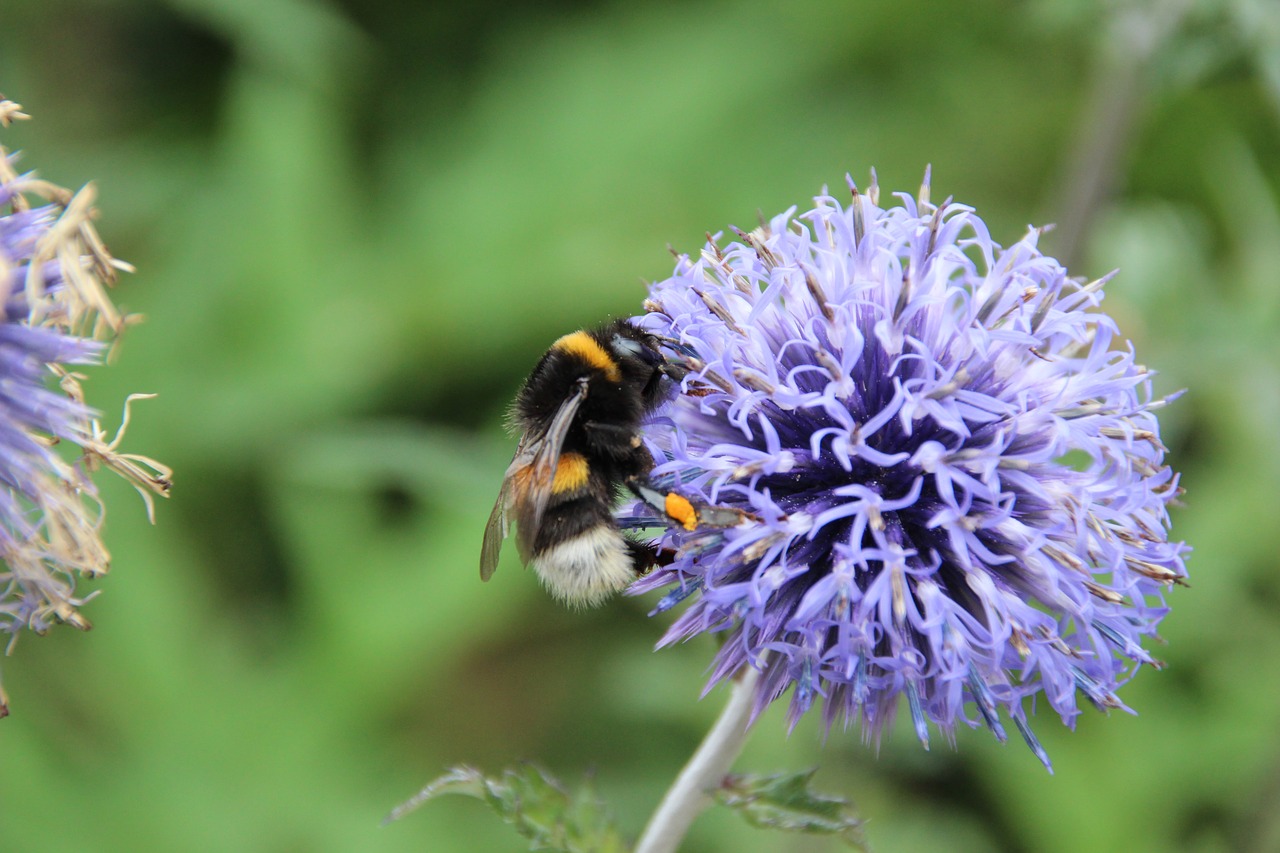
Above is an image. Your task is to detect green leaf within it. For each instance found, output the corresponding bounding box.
[714,769,868,851]
[384,764,628,853]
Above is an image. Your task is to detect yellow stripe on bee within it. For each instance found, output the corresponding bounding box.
[552,452,591,494]
[552,331,622,382]
[666,493,698,531]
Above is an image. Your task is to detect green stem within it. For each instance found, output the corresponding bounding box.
[633,666,761,853]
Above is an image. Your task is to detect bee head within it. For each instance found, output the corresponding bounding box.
[609,320,689,382]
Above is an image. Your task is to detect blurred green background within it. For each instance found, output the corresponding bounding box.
[2,0,1278,850]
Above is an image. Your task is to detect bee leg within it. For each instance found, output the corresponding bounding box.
[582,421,642,444]
[641,367,665,401]
[582,421,652,464]
[625,475,757,532]
[623,539,676,576]
[658,358,688,381]
[640,359,686,402]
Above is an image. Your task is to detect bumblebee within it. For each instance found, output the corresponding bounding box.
[481,318,749,607]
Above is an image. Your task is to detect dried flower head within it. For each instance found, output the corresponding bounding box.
[629,171,1187,770]
[0,98,171,715]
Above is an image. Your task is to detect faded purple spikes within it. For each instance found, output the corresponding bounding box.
[0,100,170,715]
[627,172,1188,770]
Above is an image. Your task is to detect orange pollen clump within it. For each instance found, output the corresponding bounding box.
[665,493,698,531]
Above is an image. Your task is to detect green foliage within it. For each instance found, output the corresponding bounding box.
[386,764,866,851]
[715,770,867,850]
[386,765,628,853]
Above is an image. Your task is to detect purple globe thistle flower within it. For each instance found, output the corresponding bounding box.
[628,171,1187,770]
[0,98,171,715]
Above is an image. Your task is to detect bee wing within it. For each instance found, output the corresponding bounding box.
[480,477,511,581]
[480,377,589,579]
[512,377,589,560]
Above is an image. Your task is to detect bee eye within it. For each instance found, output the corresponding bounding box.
[612,333,659,363]
[611,334,643,356]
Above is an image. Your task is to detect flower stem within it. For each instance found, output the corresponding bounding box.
[634,666,760,853]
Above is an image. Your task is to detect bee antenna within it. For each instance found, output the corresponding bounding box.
[653,335,699,359]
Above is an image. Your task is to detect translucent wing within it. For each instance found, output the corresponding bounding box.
[511,377,590,560]
[479,478,511,581]
[479,377,589,580]
[479,425,544,579]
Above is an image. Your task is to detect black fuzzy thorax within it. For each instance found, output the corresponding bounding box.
[513,319,672,556]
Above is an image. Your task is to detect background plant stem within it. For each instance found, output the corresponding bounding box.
[1047,0,1190,268]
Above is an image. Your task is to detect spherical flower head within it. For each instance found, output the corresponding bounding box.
[0,99,171,716]
[628,171,1188,770]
